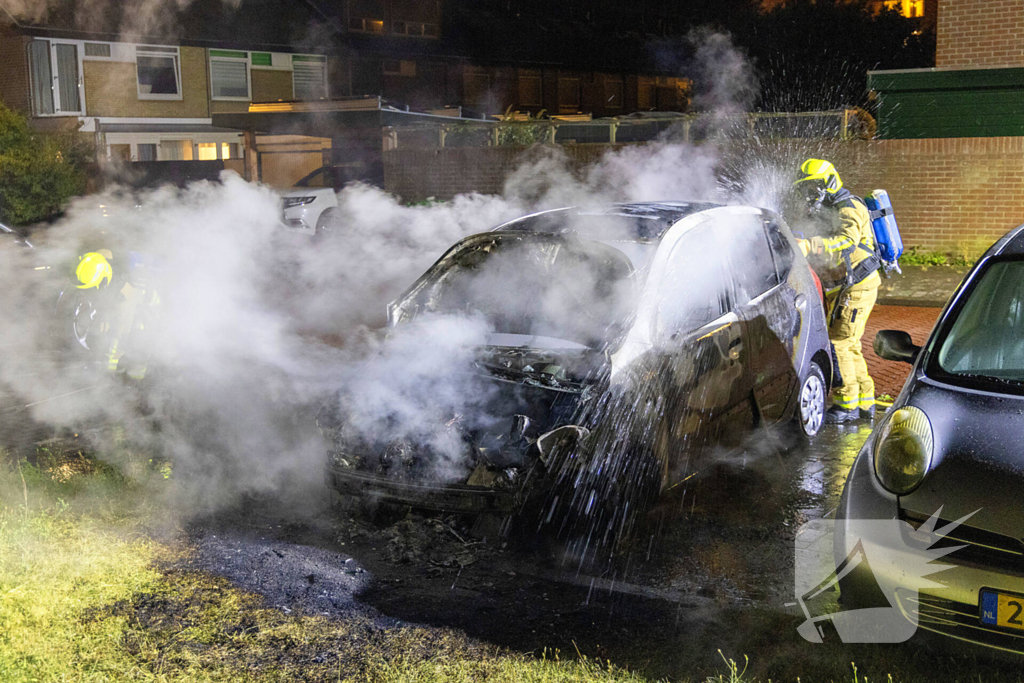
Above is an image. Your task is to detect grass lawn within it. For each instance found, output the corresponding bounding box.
[0,446,656,683]
[1,444,1020,683]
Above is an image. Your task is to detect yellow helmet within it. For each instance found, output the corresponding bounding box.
[794,158,843,195]
[75,252,113,289]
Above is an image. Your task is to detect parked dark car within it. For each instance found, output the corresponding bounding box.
[321,202,833,529]
[838,222,1024,653]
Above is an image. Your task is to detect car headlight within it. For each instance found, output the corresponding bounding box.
[283,196,316,208]
[873,406,934,495]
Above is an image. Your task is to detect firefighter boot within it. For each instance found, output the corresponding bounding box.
[825,405,859,424]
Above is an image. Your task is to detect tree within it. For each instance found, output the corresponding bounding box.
[0,105,88,226]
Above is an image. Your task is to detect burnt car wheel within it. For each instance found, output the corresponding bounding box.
[796,363,826,437]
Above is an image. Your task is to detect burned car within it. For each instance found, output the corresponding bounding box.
[321,202,833,531]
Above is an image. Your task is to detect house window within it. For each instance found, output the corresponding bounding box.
[518,70,542,106]
[349,17,384,33]
[28,39,84,115]
[138,144,157,161]
[293,55,328,99]
[209,50,250,100]
[222,143,240,159]
[197,143,219,160]
[638,77,656,110]
[557,77,580,112]
[392,21,437,37]
[604,78,624,109]
[84,42,111,58]
[463,69,491,109]
[160,140,193,160]
[136,45,181,99]
[383,59,416,77]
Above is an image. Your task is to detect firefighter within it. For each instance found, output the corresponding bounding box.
[74,249,158,380]
[793,159,881,423]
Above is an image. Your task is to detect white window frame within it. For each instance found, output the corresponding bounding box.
[28,38,87,117]
[209,50,252,101]
[135,45,182,101]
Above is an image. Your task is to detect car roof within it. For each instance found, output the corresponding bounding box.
[492,202,724,242]
[987,223,1024,257]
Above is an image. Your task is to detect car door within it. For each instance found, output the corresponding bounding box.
[651,219,755,462]
[729,213,800,425]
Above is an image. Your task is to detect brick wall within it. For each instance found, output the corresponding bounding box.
[384,137,1024,255]
[0,25,29,114]
[937,0,1024,68]
[83,46,209,118]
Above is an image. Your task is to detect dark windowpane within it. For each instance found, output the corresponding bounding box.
[765,219,794,281]
[137,55,178,95]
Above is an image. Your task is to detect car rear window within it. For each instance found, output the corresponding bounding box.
[934,258,1024,389]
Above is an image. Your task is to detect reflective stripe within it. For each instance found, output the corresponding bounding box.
[834,396,859,409]
[823,236,855,253]
[859,394,875,408]
[107,340,119,372]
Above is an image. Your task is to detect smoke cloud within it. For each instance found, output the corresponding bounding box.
[1,0,242,39]
[0,30,806,532]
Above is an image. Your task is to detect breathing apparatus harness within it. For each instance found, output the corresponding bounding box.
[818,190,882,288]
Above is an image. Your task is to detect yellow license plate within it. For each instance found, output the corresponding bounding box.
[980,590,1024,630]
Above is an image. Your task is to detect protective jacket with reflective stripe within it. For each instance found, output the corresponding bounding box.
[809,188,877,281]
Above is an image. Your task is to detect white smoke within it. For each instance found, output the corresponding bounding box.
[0,30,795,518]
[1,0,242,38]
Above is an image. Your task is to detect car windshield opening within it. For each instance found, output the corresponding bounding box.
[412,235,638,349]
[937,259,1024,384]
[295,168,327,187]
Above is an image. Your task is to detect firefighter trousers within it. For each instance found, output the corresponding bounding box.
[827,272,880,412]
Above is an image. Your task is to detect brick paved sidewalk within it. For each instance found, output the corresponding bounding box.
[877,265,969,308]
[862,305,942,399]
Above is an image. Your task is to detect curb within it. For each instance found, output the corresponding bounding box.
[877,296,948,309]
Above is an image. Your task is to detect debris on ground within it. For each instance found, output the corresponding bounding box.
[381,515,490,572]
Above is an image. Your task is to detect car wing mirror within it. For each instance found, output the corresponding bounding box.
[874,329,920,364]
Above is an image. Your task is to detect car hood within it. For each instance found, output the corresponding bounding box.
[899,380,1024,539]
[281,187,335,198]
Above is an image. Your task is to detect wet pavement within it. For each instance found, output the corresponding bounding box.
[877,264,969,308]
[863,304,941,398]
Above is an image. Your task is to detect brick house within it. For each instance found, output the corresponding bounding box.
[0,3,338,163]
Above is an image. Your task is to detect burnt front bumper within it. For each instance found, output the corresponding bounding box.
[326,464,518,514]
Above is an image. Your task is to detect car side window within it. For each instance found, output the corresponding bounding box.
[724,215,778,302]
[764,218,795,282]
[656,223,732,339]
[296,168,327,187]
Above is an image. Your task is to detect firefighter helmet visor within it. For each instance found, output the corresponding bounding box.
[794,158,843,195]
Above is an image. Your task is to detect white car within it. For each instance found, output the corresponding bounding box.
[279,165,346,237]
